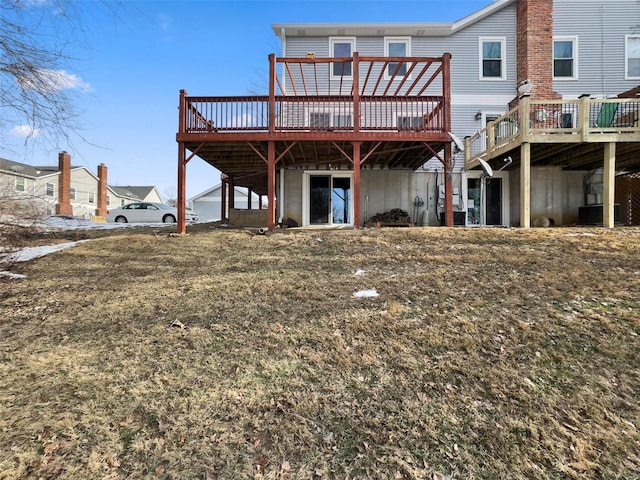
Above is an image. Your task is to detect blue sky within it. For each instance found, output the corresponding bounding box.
[2,0,495,200]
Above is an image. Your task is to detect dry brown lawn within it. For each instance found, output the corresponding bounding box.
[0,225,639,479]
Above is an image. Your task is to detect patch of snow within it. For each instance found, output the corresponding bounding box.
[353,289,379,298]
[565,232,595,237]
[0,271,27,279]
[354,269,366,276]
[3,240,88,264]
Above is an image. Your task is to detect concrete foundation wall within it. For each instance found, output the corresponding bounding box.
[228,208,268,228]
[280,168,463,227]
[511,166,588,226]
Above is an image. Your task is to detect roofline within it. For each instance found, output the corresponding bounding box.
[272,0,515,38]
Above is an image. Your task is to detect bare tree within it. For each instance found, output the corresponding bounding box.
[0,1,118,150]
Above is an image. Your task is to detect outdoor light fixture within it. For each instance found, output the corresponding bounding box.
[475,112,483,120]
[517,79,532,95]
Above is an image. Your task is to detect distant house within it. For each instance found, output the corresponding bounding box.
[0,152,160,220]
[189,183,265,222]
[111,186,163,205]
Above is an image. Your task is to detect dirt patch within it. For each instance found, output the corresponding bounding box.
[0,226,639,479]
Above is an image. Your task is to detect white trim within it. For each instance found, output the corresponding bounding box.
[553,36,578,81]
[479,36,506,81]
[451,94,513,105]
[384,36,411,79]
[329,37,356,78]
[625,34,640,80]
[302,170,354,227]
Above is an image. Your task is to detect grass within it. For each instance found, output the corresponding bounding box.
[0,225,639,479]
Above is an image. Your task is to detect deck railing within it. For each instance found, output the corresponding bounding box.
[466,97,640,167]
[183,94,446,133]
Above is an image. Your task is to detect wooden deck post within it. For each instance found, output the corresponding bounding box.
[520,142,531,228]
[177,142,187,234]
[221,178,227,221]
[603,142,616,228]
[228,176,235,211]
[268,54,276,134]
[248,188,253,210]
[353,141,361,228]
[267,141,276,231]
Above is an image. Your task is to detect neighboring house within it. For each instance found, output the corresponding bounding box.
[175,0,640,232]
[0,152,158,219]
[111,186,163,204]
[189,183,265,222]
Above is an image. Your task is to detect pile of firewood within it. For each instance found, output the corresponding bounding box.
[366,208,411,226]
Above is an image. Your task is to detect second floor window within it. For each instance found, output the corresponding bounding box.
[626,35,640,79]
[107,195,111,206]
[88,192,95,203]
[385,37,410,78]
[554,37,577,79]
[70,187,76,200]
[46,183,54,196]
[330,37,354,77]
[15,177,25,192]
[480,37,506,80]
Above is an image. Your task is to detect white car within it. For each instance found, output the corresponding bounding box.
[106,202,199,224]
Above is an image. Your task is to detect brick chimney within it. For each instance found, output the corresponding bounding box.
[96,163,108,217]
[511,0,560,106]
[55,151,73,216]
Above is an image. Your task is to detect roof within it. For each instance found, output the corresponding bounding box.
[0,158,56,178]
[110,186,143,200]
[272,0,515,38]
[114,186,157,200]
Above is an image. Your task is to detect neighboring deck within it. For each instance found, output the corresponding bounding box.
[465,95,640,228]
[466,96,640,172]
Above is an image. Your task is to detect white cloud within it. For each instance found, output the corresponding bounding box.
[18,69,92,93]
[9,125,40,138]
[157,13,172,32]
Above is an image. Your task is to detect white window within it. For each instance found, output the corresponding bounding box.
[120,199,125,206]
[397,116,423,131]
[479,37,506,80]
[46,183,54,196]
[385,37,410,78]
[88,192,95,203]
[309,112,353,129]
[70,187,76,200]
[553,37,578,79]
[330,37,355,77]
[107,195,111,206]
[15,177,25,192]
[626,35,640,79]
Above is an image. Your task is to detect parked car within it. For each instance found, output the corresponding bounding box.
[106,202,199,224]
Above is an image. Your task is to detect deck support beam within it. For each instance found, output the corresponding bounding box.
[267,141,276,231]
[228,176,235,211]
[220,178,226,221]
[177,142,187,234]
[603,142,616,228]
[353,142,362,228]
[520,142,531,228]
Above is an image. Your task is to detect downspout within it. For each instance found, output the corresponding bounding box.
[602,5,606,96]
[280,27,286,94]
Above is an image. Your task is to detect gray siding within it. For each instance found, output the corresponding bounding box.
[553,0,640,97]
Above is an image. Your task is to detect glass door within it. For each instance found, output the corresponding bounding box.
[308,174,352,226]
[467,177,503,226]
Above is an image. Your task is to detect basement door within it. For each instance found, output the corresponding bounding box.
[304,173,353,226]
[466,175,507,226]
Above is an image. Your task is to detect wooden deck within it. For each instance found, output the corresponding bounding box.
[176,53,455,232]
[465,95,640,228]
[466,96,640,171]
